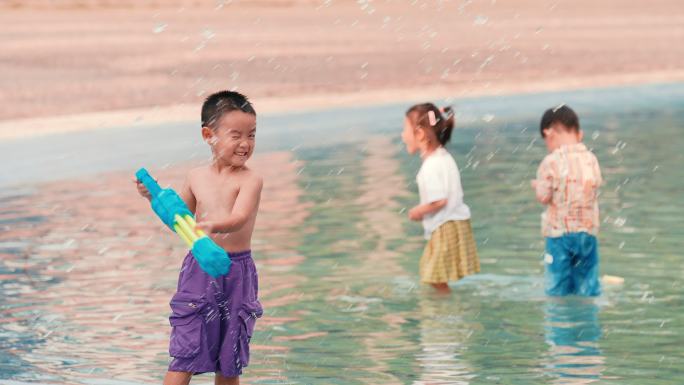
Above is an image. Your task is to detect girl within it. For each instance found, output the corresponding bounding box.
[402,103,480,293]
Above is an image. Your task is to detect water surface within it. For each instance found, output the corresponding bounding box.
[1,83,682,384]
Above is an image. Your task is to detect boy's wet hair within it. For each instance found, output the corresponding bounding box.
[201,90,256,128]
[406,103,455,146]
[540,104,579,138]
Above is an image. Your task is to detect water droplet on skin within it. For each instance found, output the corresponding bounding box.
[202,29,216,40]
[153,23,167,34]
[473,15,488,25]
[215,0,232,9]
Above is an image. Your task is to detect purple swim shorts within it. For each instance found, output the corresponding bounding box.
[167,249,262,377]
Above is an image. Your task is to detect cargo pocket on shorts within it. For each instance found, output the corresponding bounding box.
[237,300,263,366]
[169,291,206,358]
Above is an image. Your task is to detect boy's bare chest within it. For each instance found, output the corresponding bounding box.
[193,181,240,211]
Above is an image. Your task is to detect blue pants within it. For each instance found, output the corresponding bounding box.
[544,232,600,296]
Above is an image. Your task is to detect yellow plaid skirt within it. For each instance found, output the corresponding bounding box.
[420,219,480,284]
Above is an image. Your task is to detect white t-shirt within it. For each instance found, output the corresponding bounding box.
[416,146,471,239]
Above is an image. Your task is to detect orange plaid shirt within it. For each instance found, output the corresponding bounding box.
[535,143,602,237]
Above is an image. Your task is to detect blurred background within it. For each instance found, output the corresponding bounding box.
[1,1,682,384]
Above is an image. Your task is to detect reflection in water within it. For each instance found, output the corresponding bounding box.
[543,298,604,384]
[355,136,413,383]
[2,86,684,384]
[250,151,311,383]
[0,190,56,381]
[0,151,311,384]
[414,295,475,385]
[1,170,180,382]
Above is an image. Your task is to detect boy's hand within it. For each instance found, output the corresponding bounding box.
[133,177,152,200]
[196,221,216,234]
[408,206,423,221]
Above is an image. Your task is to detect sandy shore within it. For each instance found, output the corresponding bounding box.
[1,0,683,139]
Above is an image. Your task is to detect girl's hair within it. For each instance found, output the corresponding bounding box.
[405,103,455,146]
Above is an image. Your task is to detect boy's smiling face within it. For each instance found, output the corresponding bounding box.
[202,110,256,167]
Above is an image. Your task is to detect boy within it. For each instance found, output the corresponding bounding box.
[135,91,263,385]
[531,104,602,297]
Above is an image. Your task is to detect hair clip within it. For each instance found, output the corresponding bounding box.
[442,106,454,119]
[552,103,565,113]
[427,110,438,126]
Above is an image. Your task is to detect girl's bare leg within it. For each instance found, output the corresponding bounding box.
[215,372,239,385]
[164,371,192,385]
[430,283,451,294]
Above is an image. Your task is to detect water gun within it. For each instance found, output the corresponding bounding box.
[135,168,231,278]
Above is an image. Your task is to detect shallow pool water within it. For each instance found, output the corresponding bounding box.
[1,83,682,384]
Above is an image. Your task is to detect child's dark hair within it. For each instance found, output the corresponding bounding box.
[201,90,256,128]
[540,104,579,138]
[406,103,455,146]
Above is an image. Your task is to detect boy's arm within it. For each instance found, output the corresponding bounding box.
[179,174,197,214]
[594,156,603,186]
[200,175,263,233]
[533,158,554,205]
[408,199,447,221]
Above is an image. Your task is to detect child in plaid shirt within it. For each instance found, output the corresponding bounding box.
[532,105,602,296]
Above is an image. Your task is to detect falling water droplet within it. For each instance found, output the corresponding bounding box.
[474,15,488,25]
[153,23,167,34]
